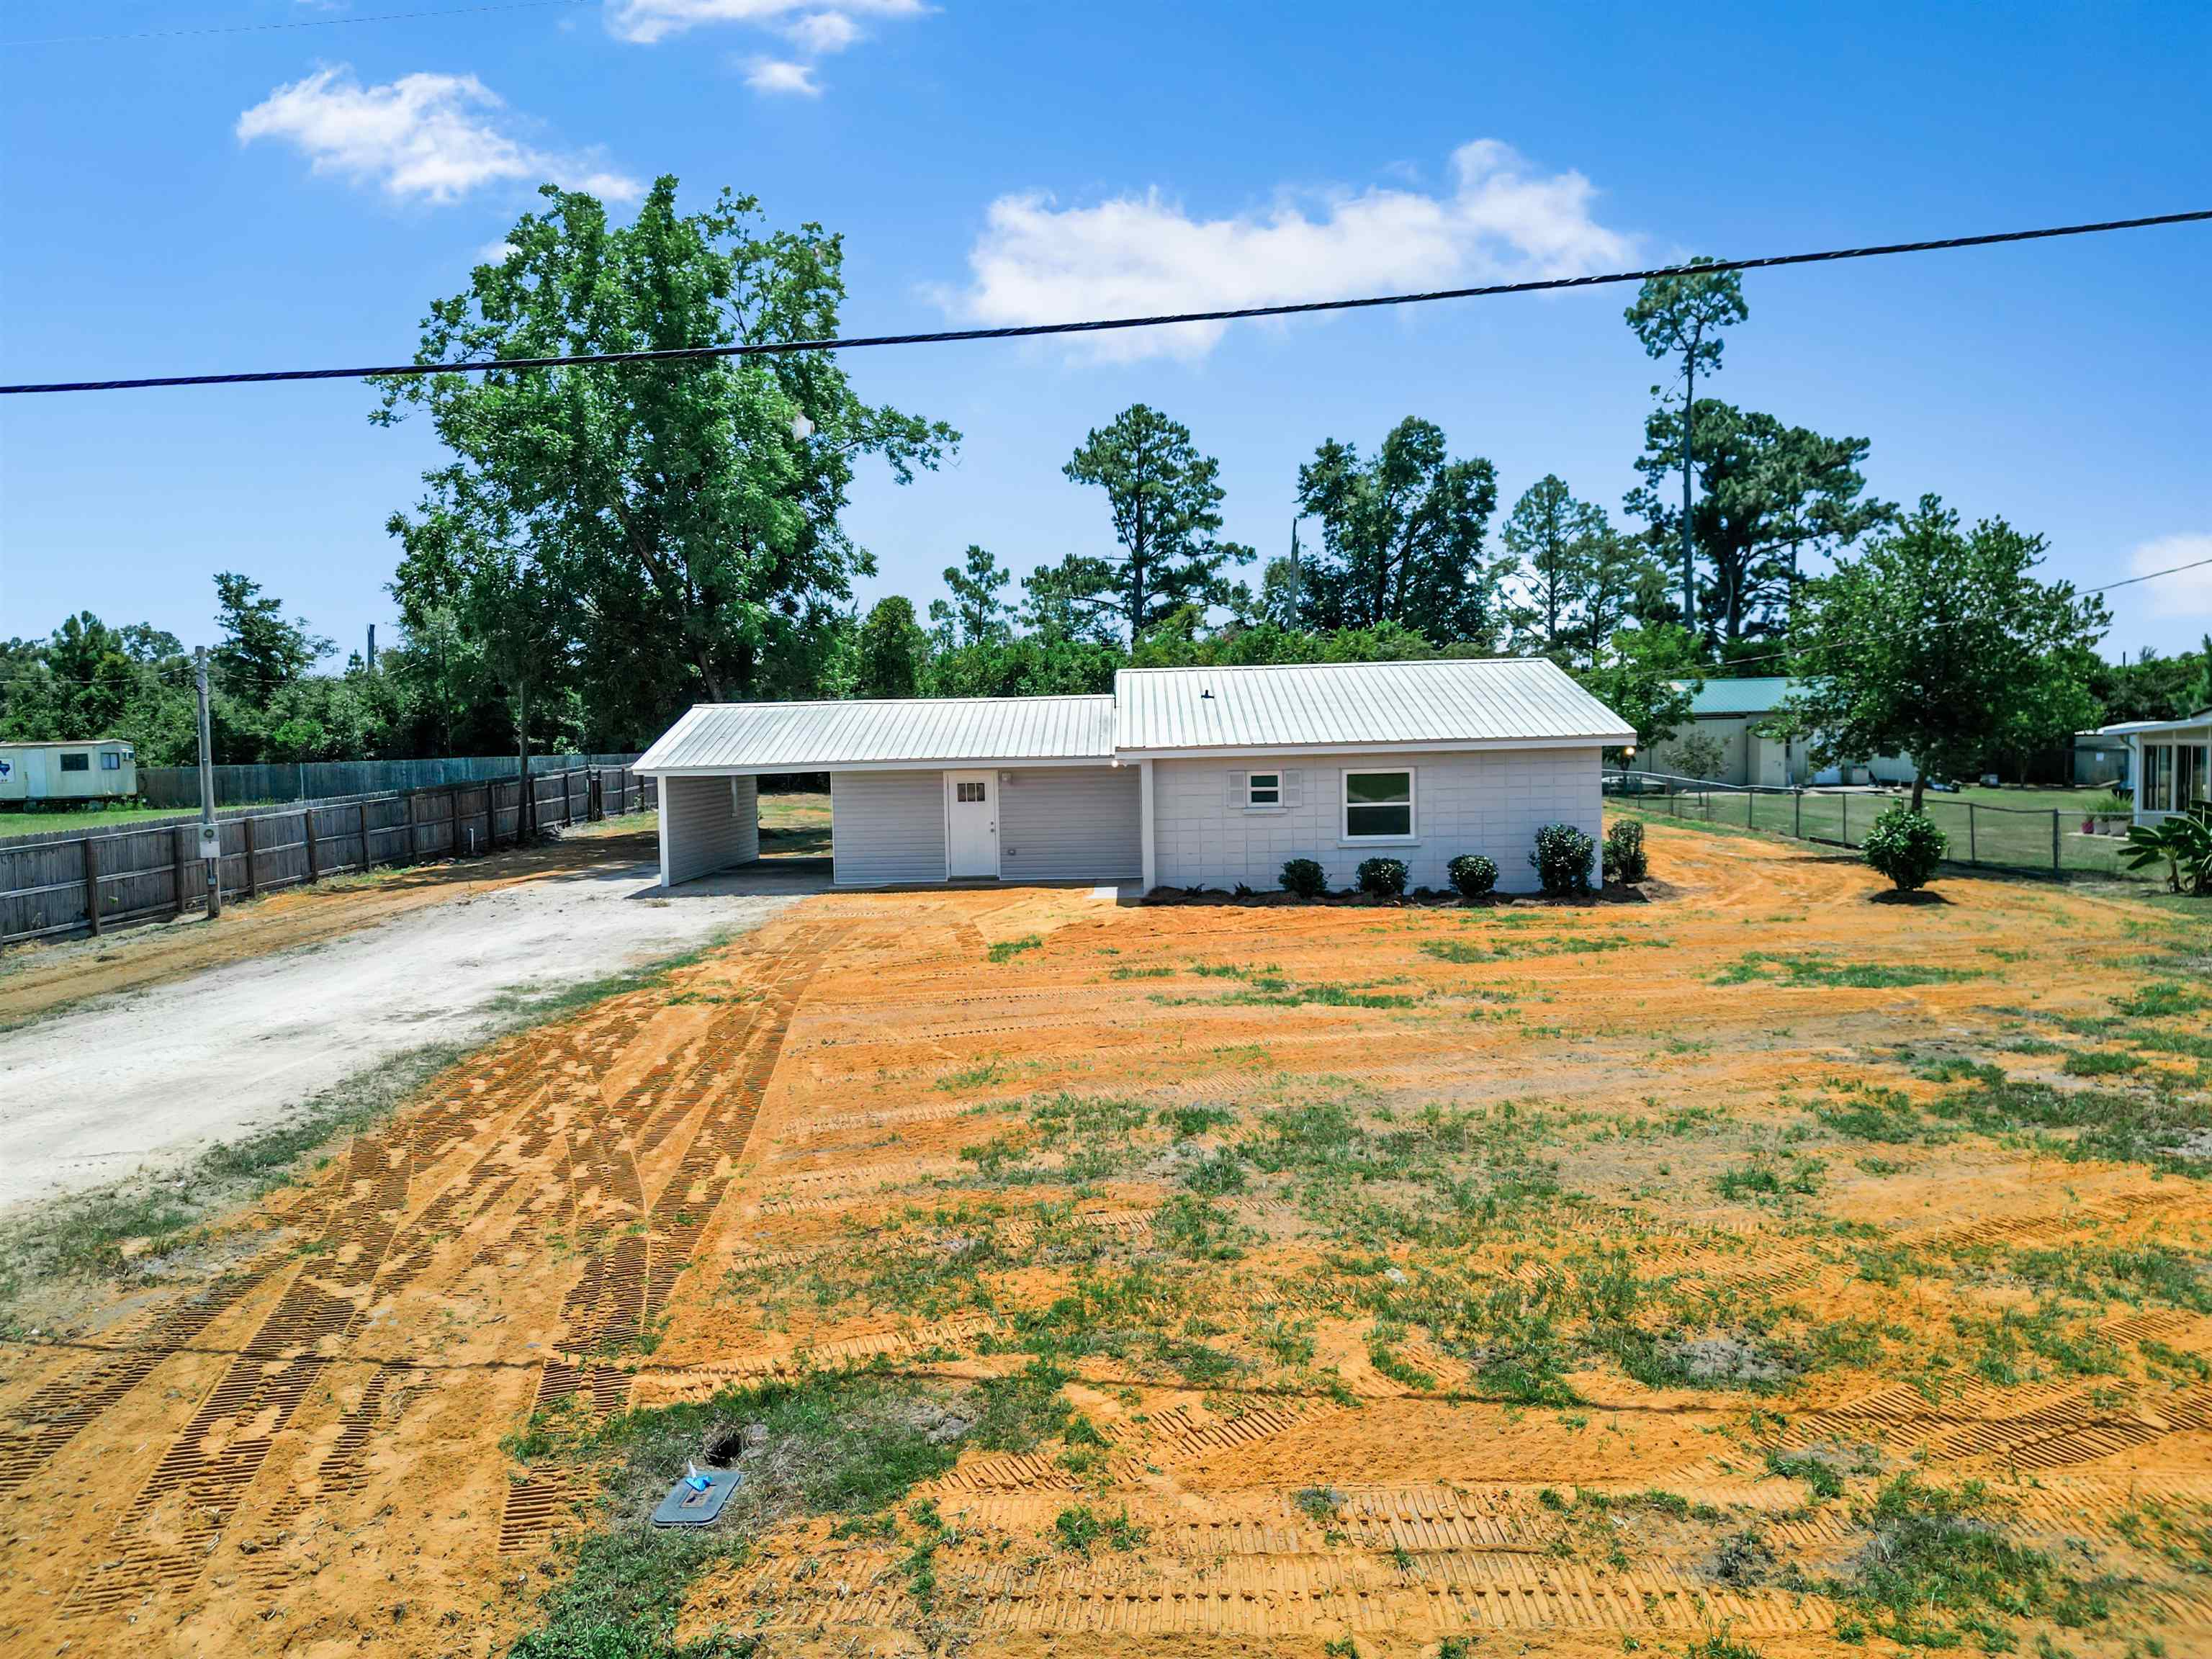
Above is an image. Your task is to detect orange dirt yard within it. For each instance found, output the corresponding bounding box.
[4,822,2211,1658]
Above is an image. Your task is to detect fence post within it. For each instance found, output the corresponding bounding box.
[1842,793,1849,845]
[1968,803,1977,866]
[359,801,372,871]
[1747,788,1755,829]
[2052,811,2061,874]
[1794,790,1802,840]
[565,769,575,826]
[449,786,461,857]
[304,805,320,884]
[82,837,102,938]
[243,813,259,899]
[174,824,192,917]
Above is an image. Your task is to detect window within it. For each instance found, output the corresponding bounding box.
[2180,742,2207,808]
[2143,743,2172,811]
[1247,771,1280,806]
[59,752,89,773]
[1343,770,1414,840]
[102,751,122,771]
[956,780,986,804]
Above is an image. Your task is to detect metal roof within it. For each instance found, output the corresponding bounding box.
[636,695,1119,773]
[1112,658,1633,754]
[1680,676,1796,717]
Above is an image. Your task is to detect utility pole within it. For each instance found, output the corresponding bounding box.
[366,623,377,670]
[1680,354,1696,637]
[195,646,220,919]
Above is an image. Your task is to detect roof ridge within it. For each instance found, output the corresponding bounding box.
[1118,655,1547,675]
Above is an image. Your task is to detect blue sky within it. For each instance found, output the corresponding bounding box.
[4,0,2208,666]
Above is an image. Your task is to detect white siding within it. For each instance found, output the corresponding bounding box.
[1151,746,1601,894]
[662,774,759,886]
[832,769,947,886]
[1001,766,1141,882]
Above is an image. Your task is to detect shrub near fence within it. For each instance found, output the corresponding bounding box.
[1604,772,2141,880]
[0,765,656,948]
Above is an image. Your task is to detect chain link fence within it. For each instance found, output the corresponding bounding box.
[1604,772,2144,881]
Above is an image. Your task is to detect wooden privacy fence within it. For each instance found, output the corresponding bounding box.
[0,765,657,948]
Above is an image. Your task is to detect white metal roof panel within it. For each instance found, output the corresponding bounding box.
[637,695,1119,773]
[1112,657,1634,754]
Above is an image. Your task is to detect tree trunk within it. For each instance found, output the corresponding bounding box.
[1910,770,1925,814]
[1681,354,1697,636]
[517,672,533,841]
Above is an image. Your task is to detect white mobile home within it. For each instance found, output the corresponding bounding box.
[0,739,137,804]
[636,658,1634,895]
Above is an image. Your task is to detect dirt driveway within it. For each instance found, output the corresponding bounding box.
[0,827,808,1213]
[1,824,2208,1658]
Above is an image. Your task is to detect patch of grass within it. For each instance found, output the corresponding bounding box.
[506,1370,969,1659]
[936,1058,1012,1092]
[1157,1104,1234,1139]
[987,935,1043,963]
[1835,1474,2112,1645]
[1107,965,1174,979]
[2113,980,2209,1017]
[1716,952,1981,989]
[1715,1159,1825,1202]
[2062,1048,2144,1077]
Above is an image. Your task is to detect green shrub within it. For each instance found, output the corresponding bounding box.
[1356,857,1408,898]
[1446,853,1498,900]
[1280,858,1327,899]
[2119,802,2212,895]
[1602,819,1648,884]
[1529,823,1596,896]
[1863,804,1948,891]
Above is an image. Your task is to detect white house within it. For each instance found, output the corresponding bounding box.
[2129,709,2211,824]
[1623,676,1913,788]
[636,657,1634,895]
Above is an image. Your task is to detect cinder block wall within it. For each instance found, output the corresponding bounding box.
[661,774,759,886]
[1151,748,1601,894]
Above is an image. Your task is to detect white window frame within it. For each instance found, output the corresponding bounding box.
[101,750,122,770]
[1245,770,1281,809]
[1341,768,1417,845]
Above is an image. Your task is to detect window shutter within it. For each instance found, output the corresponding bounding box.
[1282,769,1303,808]
[1227,770,1247,807]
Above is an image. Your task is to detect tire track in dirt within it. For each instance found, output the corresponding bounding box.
[496,925,836,1555]
[48,997,657,1620]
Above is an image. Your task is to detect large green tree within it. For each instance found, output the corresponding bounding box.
[1779,496,2110,809]
[929,545,1012,647]
[376,177,956,747]
[212,571,331,703]
[1061,404,1253,637]
[1577,623,1702,768]
[1627,401,1891,650]
[1292,417,1504,642]
[1624,257,1748,634]
[1503,475,1605,658]
[851,595,928,698]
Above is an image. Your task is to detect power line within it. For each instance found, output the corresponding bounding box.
[1697,552,2212,678]
[4,207,2207,397]
[0,0,595,49]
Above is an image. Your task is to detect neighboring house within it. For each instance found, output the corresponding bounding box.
[2074,719,2167,791]
[637,657,1633,895]
[0,739,137,805]
[2129,710,2211,824]
[1624,678,1913,788]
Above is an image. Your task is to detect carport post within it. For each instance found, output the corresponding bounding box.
[654,779,672,889]
[1138,760,1156,893]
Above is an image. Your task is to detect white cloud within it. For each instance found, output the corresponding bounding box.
[2131,534,2212,618]
[786,11,860,52]
[952,140,1636,363]
[743,58,822,95]
[604,0,920,47]
[237,68,641,204]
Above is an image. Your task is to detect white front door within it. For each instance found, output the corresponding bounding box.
[945,770,999,878]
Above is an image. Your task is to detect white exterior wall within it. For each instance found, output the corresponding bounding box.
[831,769,947,886]
[1150,746,1601,894]
[659,773,759,886]
[1001,766,1142,882]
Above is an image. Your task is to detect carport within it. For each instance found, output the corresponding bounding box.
[634,695,1141,890]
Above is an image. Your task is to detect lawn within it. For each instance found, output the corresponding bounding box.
[5,820,2210,1658]
[0,803,222,840]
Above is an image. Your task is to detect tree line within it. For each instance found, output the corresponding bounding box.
[3,176,2206,783]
